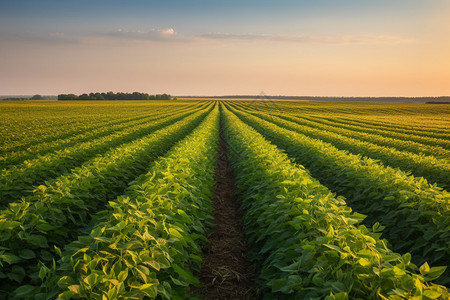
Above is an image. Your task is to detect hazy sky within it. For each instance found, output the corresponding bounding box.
[1,0,449,96]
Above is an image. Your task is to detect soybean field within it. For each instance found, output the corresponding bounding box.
[0,100,448,300]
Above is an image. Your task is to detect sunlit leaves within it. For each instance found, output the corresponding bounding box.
[222,105,449,299]
[0,106,212,296]
[34,107,219,299]
[228,104,449,285]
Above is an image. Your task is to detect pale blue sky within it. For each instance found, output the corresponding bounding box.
[1,0,449,96]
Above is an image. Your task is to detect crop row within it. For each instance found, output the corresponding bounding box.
[221,105,448,299]
[0,102,204,169]
[0,106,212,294]
[329,115,450,135]
[227,105,449,284]
[0,102,197,154]
[0,105,208,206]
[232,102,449,158]
[228,104,449,189]
[14,106,220,299]
[232,101,450,135]
[301,115,450,142]
[277,114,450,157]
[0,101,447,299]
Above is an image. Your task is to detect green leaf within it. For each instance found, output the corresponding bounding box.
[312,276,325,286]
[172,264,199,285]
[68,285,80,294]
[37,223,56,231]
[358,258,371,267]
[402,253,411,264]
[54,246,62,257]
[83,274,98,287]
[419,262,430,275]
[326,225,335,238]
[423,289,442,299]
[117,270,128,282]
[28,234,48,248]
[137,283,157,297]
[57,290,75,300]
[393,266,406,277]
[107,288,118,300]
[14,285,36,297]
[147,260,161,271]
[142,231,156,242]
[58,276,76,289]
[424,266,446,281]
[177,209,193,224]
[37,185,47,192]
[170,276,188,287]
[323,244,341,252]
[0,253,22,264]
[333,292,349,300]
[38,267,47,280]
[157,282,172,300]
[108,221,127,231]
[19,249,36,260]
[271,278,290,293]
[168,228,184,239]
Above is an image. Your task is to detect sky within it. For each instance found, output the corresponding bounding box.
[0,0,449,97]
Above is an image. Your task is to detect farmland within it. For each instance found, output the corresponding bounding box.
[0,100,449,299]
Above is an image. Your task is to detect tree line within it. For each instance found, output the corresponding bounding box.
[58,92,172,101]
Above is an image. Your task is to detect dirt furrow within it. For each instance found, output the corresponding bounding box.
[194,127,257,299]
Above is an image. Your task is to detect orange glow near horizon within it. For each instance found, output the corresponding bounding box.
[0,1,449,97]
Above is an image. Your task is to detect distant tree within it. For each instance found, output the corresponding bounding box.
[78,93,90,100]
[106,92,115,100]
[31,94,43,100]
[58,94,77,100]
[94,93,105,100]
[57,91,172,101]
[134,92,145,100]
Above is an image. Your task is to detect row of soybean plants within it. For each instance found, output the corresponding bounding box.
[0,102,160,154]
[0,102,202,166]
[234,99,448,152]
[233,101,450,137]
[221,104,449,299]
[228,103,449,190]
[230,101,449,189]
[0,100,205,154]
[265,108,450,139]
[330,114,450,136]
[0,103,209,206]
[225,103,449,286]
[258,101,449,140]
[232,102,450,159]
[11,106,220,299]
[296,115,450,143]
[0,104,213,296]
[273,114,450,159]
[0,102,203,169]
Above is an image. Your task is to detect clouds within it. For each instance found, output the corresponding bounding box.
[97,28,411,45]
[0,1,447,97]
[0,27,412,49]
[105,28,184,42]
[200,32,411,45]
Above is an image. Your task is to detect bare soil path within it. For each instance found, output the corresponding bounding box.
[194,126,257,299]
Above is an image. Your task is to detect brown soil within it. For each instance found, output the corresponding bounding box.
[193,130,258,299]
